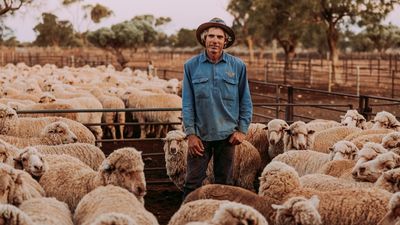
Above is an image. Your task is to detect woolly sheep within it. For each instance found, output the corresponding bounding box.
[39,147,147,211]
[74,185,158,225]
[340,109,368,129]
[163,130,261,191]
[34,143,106,170]
[352,151,400,182]
[374,167,400,193]
[0,121,78,148]
[316,159,356,179]
[300,173,373,191]
[16,102,78,121]
[0,204,34,224]
[169,199,268,225]
[381,131,400,154]
[258,161,391,225]
[271,195,322,225]
[245,122,270,168]
[372,111,400,131]
[0,103,95,144]
[266,119,288,160]
[0,163,44,206]
[306,119,341,133]
[344,128,393,141]
[378,192,400,225]
[90,213,139,225]
[19,197,74,225]
[311,126,362,153]
[350,133,387,149]
[283,121,315,151]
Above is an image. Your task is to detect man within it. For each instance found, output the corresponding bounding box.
[181,17,253,199]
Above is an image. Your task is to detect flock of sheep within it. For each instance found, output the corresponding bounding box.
[1,61,400,224]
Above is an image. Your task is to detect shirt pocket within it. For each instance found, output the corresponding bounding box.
[221,76,238,101]
[192,77,210,99]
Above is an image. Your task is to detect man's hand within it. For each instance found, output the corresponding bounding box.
[229,131,245,145]
[187,135,205,156]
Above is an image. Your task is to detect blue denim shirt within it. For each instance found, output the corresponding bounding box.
[182,51,253,141]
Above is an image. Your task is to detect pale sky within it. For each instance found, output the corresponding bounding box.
[3,1,400,42]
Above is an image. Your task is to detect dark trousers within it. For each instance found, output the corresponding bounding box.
[182,137,235,200]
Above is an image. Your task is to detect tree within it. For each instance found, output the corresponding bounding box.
[33,12,82,47]
[174,28,197,47]
[0,0,32,16]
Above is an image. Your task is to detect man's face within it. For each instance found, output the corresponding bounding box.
[205,27,226,56]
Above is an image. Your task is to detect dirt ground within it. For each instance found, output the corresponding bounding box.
[144,183,183,225]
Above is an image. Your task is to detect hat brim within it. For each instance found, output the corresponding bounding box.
[196,22,235,49]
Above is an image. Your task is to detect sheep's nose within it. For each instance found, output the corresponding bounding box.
[269,139,275,145]
[34,165,42,171]
[170,147,177,154]
[72,137,78,142]
[299,144,306,150]
[352,170,358,177]
[136,186,146,197]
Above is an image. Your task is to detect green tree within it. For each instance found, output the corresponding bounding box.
[174,28,197,47]
[33,12,82,47]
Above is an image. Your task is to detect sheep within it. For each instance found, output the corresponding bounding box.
[374,167,400,193]
[378,192,400,225]
[0,204,34,224]
[34,143,106,170]
[0,121,78,148]
[39,147,147,211]
[90,87,126,140]
[283,121,315,151]
[352,151,400,182]
[169,199,268,225]
[350,133,388,149]
[258,161,391,225]
[316,159,356,179]
[90,213,139,225]
[306,119,341,133]
[344,128,393,141]
[372,111,400,131]
[74,185,159,225]
[19,197,74,225]
[245,122,270,168]
[381,131,400,154]
[340,109,368,129]
[311,126,362,153]
[0,163,44,206]
[0,103,96,145]
[163,130,261,191]
[16,102,78,121]
[271,195,322,225]
[266,119,288,160]
[272,141,358,176]
[300,173,374,191]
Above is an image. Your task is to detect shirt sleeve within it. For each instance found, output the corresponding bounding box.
[182,62,196,136]
[237,62,253,134]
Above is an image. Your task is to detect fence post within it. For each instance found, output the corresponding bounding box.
[285,85,294,122]
[392,70,395,98]
[264,61,269,82]
[356,66,360,96]
[328,61,332,92]
[358,95,372,121]
[71,56,75,68]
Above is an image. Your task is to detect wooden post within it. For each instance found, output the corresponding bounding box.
[357,66,360,96]
[264,61,269,82]
[328,61,332,92]
[377,58,381,84]
[1,52,3,66]
[71,56,75,68]
[392,70,395,98]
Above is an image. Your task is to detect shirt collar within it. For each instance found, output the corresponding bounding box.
[200,50,227,64]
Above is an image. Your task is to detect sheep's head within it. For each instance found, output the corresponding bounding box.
[352,151,400,182]
[0,104,18,134]
[258,161,300,200]
[41,121,78,145]
[355,142,388,163]
[0,140,17,167]
[38,93,56,104]
[372,111,400,131]
[0,204,33,225]
[329,140,359,160]
[389,192,400,218]
[375,167,400,193]
[272,195,322,225]
[267,119,289,145]
[14,147,48,178]
[340,110,366,128]
[100,147,146,204]
[382,132,400,149]
[283,121,314,151]
[211,201,269,225]
[163,130,187,157]
[90,212,138,225]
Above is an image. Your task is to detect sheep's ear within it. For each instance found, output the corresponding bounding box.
[391,124,400,129]
[101,161,114,172]
[309,195,320,208]
[357,118,366,123]
[284,129,292,135]
[271,204,285,210]
[308,129,315,135]
[370,120,376,124]
[13,173,23,185]
[328,147,334,152]
[13,158,23,170]
[263,126,268,130]
[383,171,394,183]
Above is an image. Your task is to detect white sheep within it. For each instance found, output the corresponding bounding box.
[74,185,159,225]
[307,119,341,132]
[374,167,400,193]
[381,131,400,154]
[283,121,315,151]
[266,119,289,160]
[350,133,388,149]
[271,195,322,225]
[163,130,261,191]
[169,199,268,225]
[311,126,362,153]
[19,197,74,225]
[0,121,78,148]
[378,192,400,225]
[90,212,139,225]
[300,173,373,191]
[245,122,270,168]
[372,111,400,131]
[344,128,393,141]
[0,204,34,224]
[340,109,368,129]
[39,147,147,211]
[0,103,96,145]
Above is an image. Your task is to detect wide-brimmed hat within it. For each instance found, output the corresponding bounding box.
[196,17,235,49]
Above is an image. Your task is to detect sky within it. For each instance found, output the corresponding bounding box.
[3,0,400,42]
